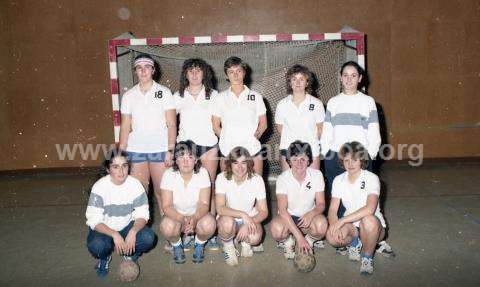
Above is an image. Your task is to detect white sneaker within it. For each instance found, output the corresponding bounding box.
[252,243,264,253]
[283,236,296,260]
[164,241,173,253]
[240,242,253,258]
[348,240,362,261]
[376,240,395,258]
[313,240,325,249]
[223,244,239,266]
[360,256,374,275]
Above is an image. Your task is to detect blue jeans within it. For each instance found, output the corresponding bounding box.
[87,221,156,260]
[324,150,373,217]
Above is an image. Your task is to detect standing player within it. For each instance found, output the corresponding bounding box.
[212,56,267,176]
[119,54,176,215]
[86,149,155,277]
[270,141,328,259]
[159,141,216,264]
[320,61,393,256]
[174,58,219,250]
[275,64,325,171]
[215,147,269,266]
[326,142,387,275]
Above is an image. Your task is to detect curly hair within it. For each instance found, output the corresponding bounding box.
[338,141,370,170]
[285,64,314,95]
[224,146,255,180]
[172,140,202,173]
[178,58,214,98]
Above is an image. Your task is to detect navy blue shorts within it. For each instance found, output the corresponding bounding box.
[194,144,218,158]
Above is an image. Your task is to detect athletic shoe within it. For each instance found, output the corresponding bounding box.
[348,240,362,261]
[95,255,112,277]
[276,241,285,249]
[335,246,348,255]
[252,243,264,253]
[183,234,194,251]
[313,240,325,249]
[376,240,395,258]
[283,236,296,260]
[223,244,239,266]
[360,256,374,275]
[192,243,205,263]
[172,244,186,264]
[240,242,253,258]
[206,236,220,250]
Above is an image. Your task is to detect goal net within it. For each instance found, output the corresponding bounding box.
[109,33,365,177]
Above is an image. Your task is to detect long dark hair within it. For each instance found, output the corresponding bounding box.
[224,146,255,180]
[178,58,214,98]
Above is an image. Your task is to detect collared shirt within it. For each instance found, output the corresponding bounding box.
[275,94,325,156]
[174,86,218,147]
[213,86,266,156]
[276,167,325,217]
[332,169,386,227]
[215,172,266,217]
[160,167,211,216]
[121,81,175,153]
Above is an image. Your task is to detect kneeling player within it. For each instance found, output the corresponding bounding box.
[326,142,387,275]
[159,141,216,264]
[216,147,268,266]
[270,141,328,258]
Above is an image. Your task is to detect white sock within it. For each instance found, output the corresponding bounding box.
[171,238,182,247]
[305,234,316,247]
[222,239,234,248]
[195,235,207,245]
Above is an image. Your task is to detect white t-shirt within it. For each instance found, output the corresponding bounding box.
[86,175,149,231]
[276,168,325,217]
[215,172,266,217]
[320,92,381,158]
[174,86,218,147]
[213,86,266,156]
[275,94,325,156]
[121,82,175,153]
[160,167,211,216]
[331,170,386,227]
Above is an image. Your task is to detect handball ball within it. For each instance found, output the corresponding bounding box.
[293,251,316,273]
[118,259,139,282]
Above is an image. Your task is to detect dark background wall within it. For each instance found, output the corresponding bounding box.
[1,0,479,171]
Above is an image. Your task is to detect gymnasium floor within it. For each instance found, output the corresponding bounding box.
[0,162,479,287]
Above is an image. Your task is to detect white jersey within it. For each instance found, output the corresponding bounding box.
[215,172,266,217]
[86,175,149,231]
[120,82,175,153]
[332,170,386,227]
[275,168,325,217]
[160,167,211,216]
[213,86,266,156]
[275,94,325,156]
[174,86,218,147]
[320,92,381,158]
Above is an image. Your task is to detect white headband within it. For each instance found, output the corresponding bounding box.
[134,57,154,67]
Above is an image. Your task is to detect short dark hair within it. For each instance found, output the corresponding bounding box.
[224,146,255,180]
[285,64,315,95]
[338,141,370,170]
[172,140,202,173]
[223,56,248,75]
[103,148,130,172]
[286,140,313,166]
